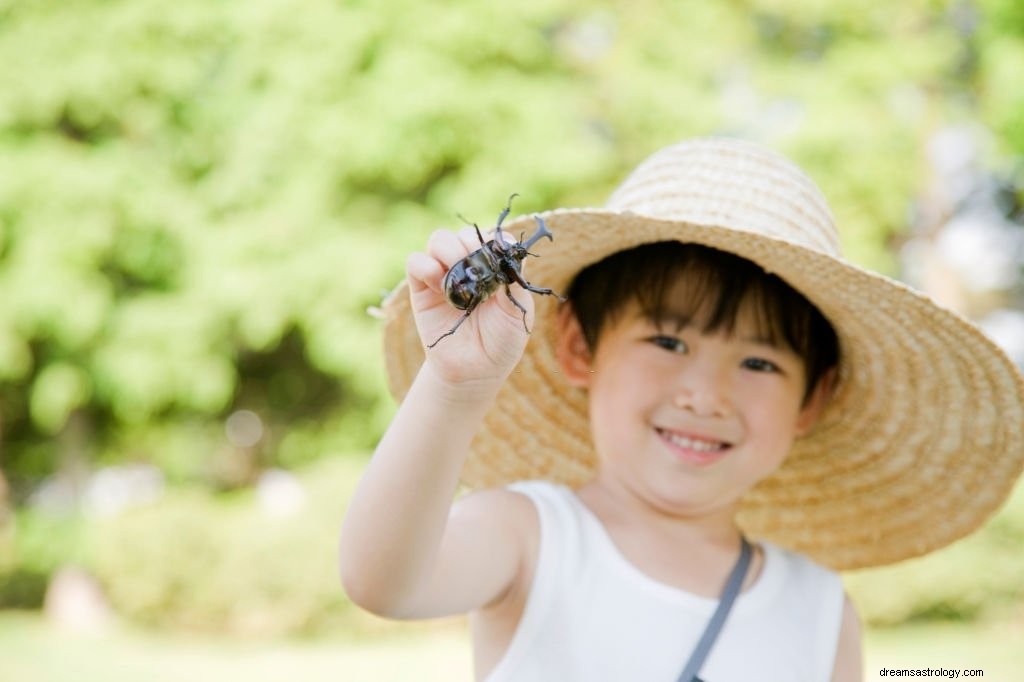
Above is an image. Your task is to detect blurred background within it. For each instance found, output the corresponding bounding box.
[1,0,1023,679]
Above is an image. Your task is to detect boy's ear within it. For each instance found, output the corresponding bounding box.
[555,304,593,388]
[795,367,837,436]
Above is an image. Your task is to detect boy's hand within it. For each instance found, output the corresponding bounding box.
[407,227,533,387]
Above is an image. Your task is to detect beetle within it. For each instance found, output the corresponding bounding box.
[428,194,565,348]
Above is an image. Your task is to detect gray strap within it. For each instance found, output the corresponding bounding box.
[675,537,753,682]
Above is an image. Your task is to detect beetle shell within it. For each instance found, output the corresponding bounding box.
[443,250,501,310]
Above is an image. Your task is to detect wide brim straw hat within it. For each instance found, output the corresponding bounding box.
[380,137,1024,570]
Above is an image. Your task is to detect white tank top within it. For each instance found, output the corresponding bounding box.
[484,481,844,682]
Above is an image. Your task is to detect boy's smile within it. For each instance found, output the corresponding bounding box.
[558,294,828,519]
[655,427,731,466]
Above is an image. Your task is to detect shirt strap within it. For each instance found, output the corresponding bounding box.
[676,536,753,682]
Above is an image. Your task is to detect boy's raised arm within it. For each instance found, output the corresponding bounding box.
[339,227,536,619]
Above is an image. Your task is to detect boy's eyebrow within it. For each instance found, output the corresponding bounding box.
[646,310,788,350]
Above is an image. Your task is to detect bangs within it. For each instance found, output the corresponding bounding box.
[566,242,839,399]
[634,248,812,353]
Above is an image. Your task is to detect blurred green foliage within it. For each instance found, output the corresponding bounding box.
[846,481,1024,625]
[0,456,363,634]
[1,456,1021,634]
[1,0,1022,489]
[1,0,1023,631]
[86,488,352,635]
[0,512,80,608]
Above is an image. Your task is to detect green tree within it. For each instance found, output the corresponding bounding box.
[0,0,1020,502]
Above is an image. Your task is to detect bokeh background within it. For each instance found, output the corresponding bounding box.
[1,0,1023,679]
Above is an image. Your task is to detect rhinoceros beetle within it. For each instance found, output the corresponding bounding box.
[427,194,565,348]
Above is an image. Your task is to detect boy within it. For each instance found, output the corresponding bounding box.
[340,138,1024,681]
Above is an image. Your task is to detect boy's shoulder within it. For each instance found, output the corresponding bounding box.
[454,484,542,542]
[760,540,842,586]
[505,479,572,497]
[754,541,844,620]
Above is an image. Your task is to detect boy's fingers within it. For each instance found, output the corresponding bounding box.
[406,251,445,295]
[456,226,483,252]
[412,226,523,299]
[427,229,472,270]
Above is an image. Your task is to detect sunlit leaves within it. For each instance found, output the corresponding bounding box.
[0,0,1021,485]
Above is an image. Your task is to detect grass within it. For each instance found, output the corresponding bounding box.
[865,620,1024,680]
[0,611,470,682]
[1,611,1022,681]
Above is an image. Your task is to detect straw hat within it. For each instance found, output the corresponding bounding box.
[381,137,1024,570]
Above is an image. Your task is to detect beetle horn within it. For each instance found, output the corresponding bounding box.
[521,215,554,249]
[496,193,519,229]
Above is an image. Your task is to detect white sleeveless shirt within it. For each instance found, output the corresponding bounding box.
[484,481,844,682]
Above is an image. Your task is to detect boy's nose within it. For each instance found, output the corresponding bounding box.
[672,366,731,417]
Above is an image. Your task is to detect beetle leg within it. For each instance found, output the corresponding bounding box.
[508,268,567,303]
[455,213,488,249]
[504,284,531,333]
[481,242,504,269]
[427,309,474,348]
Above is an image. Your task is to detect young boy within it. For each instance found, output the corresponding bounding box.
[340,138,1024,681]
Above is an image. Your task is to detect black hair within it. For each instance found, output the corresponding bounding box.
[566,242,839,402]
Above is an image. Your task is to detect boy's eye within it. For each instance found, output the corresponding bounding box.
[649,335,688,353]
[742,357,781,373]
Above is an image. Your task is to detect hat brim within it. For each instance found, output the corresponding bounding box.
[382,208,1024,570]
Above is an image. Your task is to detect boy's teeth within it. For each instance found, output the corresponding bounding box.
[664,432,725,452]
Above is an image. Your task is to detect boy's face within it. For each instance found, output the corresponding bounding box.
[556,286,829,517]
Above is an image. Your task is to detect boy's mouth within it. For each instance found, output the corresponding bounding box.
[655,428,731,463]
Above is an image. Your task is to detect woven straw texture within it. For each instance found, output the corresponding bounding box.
[381,138,1024,570]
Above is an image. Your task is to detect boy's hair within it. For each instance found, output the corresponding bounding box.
[566,242,840,402]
